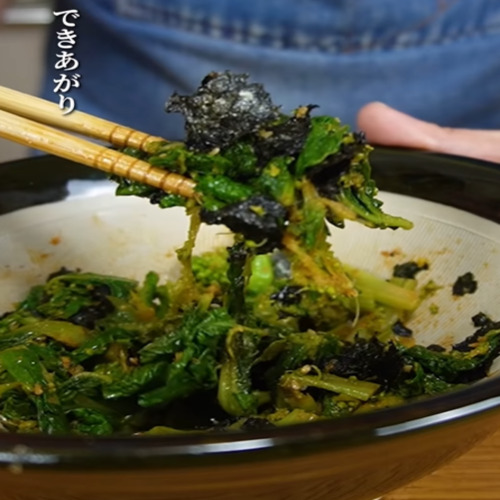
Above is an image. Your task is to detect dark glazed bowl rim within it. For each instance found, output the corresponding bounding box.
[1,149,500,471]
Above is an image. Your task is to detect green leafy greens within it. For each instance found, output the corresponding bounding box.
[0,72,494,435]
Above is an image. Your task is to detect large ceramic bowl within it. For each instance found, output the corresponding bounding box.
[0,150,500,500]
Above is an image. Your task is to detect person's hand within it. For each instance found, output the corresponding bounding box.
[357,102,500,164]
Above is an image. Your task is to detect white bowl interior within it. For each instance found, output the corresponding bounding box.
[1,184,499,374]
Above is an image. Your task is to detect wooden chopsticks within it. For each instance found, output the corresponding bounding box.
[0,86,196,199]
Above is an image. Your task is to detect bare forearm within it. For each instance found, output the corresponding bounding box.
[357,102,500,164]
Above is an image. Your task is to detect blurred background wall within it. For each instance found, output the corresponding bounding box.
[0,0,52,162]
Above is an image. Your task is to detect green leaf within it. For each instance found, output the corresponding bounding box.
[102,362,168,399]
[256,157,295,206]
[217,328,265,416]
[222,142,258,179]
[70,327,136,364]
[58,373,105,404]
[137,309,234,408]
[138,272,160,308]
[197,174,254,206]
[69,408,114,436]
[48,273,137,300]
[0,347,68,434]
[0,347,47,392]
[295,116,349,176]
[9,320,89,348]
[186,151,232,176]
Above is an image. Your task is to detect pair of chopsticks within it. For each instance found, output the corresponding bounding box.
[0,86,195,198]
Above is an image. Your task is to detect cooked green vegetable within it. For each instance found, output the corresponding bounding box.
[0,263,495,435]
[116,72,413,243]
[0,72,492,435]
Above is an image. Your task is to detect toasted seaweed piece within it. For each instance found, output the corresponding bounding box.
[392,320,413,338]
[453,317,500,353]
[68,297,115,330]
[453,332,482,353]
[252,106,314,165]
[393,261,429,279]
[239,417,276,431]
[165,72,280,152]
[406,334,500,384]
[452,272,478,296]
[46,267,75,281]
[331,338,404,385]
[201,195,287,249]
[426,344,446,353]
[472,312,494,328]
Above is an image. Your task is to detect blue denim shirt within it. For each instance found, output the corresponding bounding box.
[42,0,500,140]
